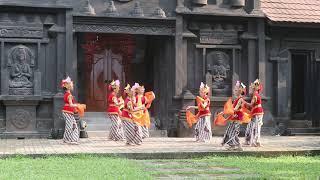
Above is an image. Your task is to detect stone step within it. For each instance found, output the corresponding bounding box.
[86,124,111,131]
[82,117,111,124]
[84,112,107,117]
[287,120,310,128]
[293,133,320,136]
[288,128,320,134]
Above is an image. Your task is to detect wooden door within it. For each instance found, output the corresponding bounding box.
[85,49,124,112]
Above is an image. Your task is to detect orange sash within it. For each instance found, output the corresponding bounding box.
[75,104,86,117]
[186,110,198,128]
[223,98,234,115]
[145,91,155,109]
[240,106,252,124]
[213,112,227,126]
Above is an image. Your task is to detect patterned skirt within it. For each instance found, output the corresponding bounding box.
[123,120,143,145]
[108,113,125,141]
[245,115,263,145]
[141,126,150,139]
[222,121,240,147]
[194,116,212,142]
[62,112,79,143]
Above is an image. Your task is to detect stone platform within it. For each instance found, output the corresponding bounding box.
[0,136,319,159]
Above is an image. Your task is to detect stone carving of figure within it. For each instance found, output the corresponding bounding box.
[206,51,231,96]
[212,53,229,83]
[9,46,33,88]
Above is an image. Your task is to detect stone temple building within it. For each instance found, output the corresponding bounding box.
[0,0,319,138]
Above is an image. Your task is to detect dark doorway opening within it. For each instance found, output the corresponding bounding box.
[291,53,307,120]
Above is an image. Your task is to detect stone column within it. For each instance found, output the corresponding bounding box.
[247,21,257,83]
[53,12,66,132]
[257,19,266,95]
[174,15,186,97]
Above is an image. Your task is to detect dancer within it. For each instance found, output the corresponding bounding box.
[61,76,79,145]
[186,82,212,143]
[134,84,151,139]
[122,84,143,145]
[106,80,125,141]
[244,79,264,147]
[221,81,246,151]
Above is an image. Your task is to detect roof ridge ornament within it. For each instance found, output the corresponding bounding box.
[153,7,166,18]
[105,0,119,16]
[131,1,144,17]
[83,0,96,15]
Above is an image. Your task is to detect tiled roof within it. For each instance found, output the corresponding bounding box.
[261,0,320,23]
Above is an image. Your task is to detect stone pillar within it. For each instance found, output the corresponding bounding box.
[174,15,185,97]
[257,19,266,95]
[247,21,257,83]
[53,12,67,133]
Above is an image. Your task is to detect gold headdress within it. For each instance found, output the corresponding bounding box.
[199,82,210,94]
[108,80,120,91]
[124,84,131,94]
[253,79,263,93]
[234,81,246,95]
[61,76,73,89]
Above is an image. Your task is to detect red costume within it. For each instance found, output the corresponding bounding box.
[196,96,211,118]
[107,92,121,115]
[62,92,76,114]
[251,92,264,116]
[228,96,244,121]
[122,97,133,121]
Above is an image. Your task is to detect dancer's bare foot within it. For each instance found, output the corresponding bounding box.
[253,142,262,147]
[70,142,79,145]
[226,146,235,151]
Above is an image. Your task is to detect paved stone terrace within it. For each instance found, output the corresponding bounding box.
[0,136,319,158]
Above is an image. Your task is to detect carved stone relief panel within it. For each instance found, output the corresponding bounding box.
[7,45,35,95]
[188,22,244,45]
[205,51,232,96]
[5,106,37,132]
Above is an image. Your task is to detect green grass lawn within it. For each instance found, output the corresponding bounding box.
[0,155,319,180]
[0,155,152,180]
[142,156,320,180]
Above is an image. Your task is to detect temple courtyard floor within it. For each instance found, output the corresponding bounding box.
[0,136,319,158]
[0,136,319,179]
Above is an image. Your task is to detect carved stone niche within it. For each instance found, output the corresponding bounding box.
[6,45,37,95]
[231,0,245,7]
[193,0,207,5]
[205,51,232,96]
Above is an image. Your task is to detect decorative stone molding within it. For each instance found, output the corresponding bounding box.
[269,49,289,63]
[73,22,175,36]
[0,13,11,22]
[44,15,55,25]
